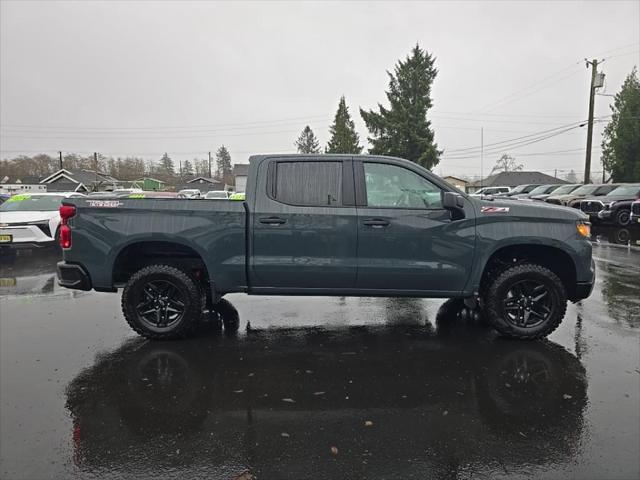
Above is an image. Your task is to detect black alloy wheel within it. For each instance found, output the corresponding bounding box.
[136,280,186,331]
[483,263,567,339]
[122,264,202,339]
[502,280,553,329]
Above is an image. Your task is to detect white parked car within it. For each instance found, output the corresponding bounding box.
[471,186,511,197]
[177,189,201,199]
[204,190,229,200]
[0,192,84,249]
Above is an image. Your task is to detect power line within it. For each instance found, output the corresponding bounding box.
[443,120,588,155]
[0,114,331,132]
[475,62,583,113]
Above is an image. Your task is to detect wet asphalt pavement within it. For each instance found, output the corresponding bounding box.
[1,226,639,480]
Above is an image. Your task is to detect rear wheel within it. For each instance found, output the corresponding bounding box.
[483,263,567,340]
[122,264,202,340]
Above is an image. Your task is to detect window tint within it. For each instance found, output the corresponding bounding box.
[364,163,442,209]
[273,161,342,206]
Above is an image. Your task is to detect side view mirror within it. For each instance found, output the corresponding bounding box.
[442,192,465,219]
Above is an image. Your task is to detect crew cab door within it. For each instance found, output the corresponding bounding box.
[250,157,358,289]
[354,159,475,294]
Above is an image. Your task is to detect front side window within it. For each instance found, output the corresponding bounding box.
[364,162,442,209]
[273,161,342,206]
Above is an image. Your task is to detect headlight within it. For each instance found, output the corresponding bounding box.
[576,221,591,238]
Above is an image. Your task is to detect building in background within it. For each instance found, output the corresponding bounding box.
[442,176,468,191]
[40,168,121,192]
[131,177,165,191]
[233,164,249,193]
[176,176,226,193]
[467,171,568,193]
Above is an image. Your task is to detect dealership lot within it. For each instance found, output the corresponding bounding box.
[1,229,639,480]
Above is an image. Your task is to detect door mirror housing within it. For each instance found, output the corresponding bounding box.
[442,192,465,219]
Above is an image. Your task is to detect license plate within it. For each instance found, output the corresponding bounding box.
[637,218,640,223]
[0,278,16,287]
[0,234,12,243]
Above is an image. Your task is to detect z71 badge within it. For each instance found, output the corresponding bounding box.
[481,206,510,213]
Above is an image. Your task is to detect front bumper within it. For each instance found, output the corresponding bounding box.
[0,225,55,247]
[572,259,596,302]
[57,262,92,291]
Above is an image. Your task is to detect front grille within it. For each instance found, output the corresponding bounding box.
[546,198,561,205]
[632,202,640,215]
[581,200,604,214]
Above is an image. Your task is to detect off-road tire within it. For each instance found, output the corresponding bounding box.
[122,264,202,340]
[212,298,240,335]
[483,263,567,340]
[615,209,631,227]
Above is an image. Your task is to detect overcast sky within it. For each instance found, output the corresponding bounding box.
[1,0,638,180]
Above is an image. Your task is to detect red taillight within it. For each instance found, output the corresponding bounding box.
[60,224,72,249]
[59,204,76,221]
[59,204,76,249]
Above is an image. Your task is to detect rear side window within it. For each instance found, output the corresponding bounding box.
[271,161,342,206]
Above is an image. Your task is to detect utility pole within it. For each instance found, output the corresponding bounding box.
[208,151,212,178]
[58,151,63,170]
[480,127,484,188]
[584,59,602,184]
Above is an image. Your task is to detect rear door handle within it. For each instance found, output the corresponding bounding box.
[259,216,286,225]
[363,218,390,228]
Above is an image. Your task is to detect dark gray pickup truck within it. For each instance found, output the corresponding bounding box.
[57,154,595,340]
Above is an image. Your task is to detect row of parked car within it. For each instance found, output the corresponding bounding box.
[474,183,640,227]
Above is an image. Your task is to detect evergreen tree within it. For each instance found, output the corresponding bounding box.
[326,96,362,154]
[216,145,233,183]
[159,152,175,175]
[182,159,194,178]
[295,126,321,154]
[602,67,640,182]
[360,44,441,169]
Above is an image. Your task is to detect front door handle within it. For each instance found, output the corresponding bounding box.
[363,218,390,228]
[259,216,286,225]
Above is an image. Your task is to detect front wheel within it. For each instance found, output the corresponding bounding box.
[615,209,631,226]
[483,263,567,340]
[122,265,203,340]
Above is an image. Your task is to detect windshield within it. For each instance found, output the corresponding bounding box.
[570,184,599,195]
[0,195,64,212]
[528,185,554,195]
[608,184,640,196]
[509,185,529,194]
[551,184,580,195]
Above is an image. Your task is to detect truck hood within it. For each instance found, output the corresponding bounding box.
[473,197,587,221]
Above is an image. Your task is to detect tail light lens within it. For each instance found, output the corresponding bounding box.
[59,204,76,249]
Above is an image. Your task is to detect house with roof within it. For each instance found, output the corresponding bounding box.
[176,176,226,193]
[131,177,165,191]
[39,168,121,192]
[442,176,468,191]
[233,164,249,193]
[467,171,568,193]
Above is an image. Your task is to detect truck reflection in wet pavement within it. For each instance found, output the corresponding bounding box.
[65,299,587,479]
